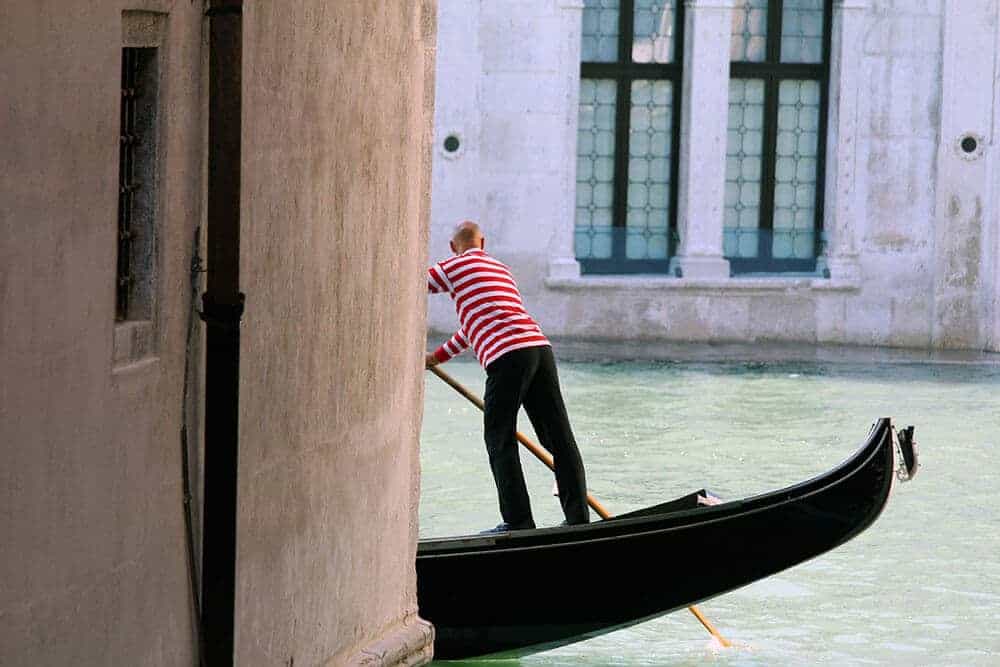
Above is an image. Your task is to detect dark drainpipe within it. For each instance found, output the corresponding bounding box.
[201,1,244,665]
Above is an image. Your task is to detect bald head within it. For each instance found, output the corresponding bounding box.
[450,220,485,254]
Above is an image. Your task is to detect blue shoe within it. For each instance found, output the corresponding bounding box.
[480,521,535,534]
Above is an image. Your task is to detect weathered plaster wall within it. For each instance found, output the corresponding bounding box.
[429,0,1000,352]
[238,2,436,665]
[0,1,204,664]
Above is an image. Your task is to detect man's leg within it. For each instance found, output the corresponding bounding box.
[522,346,590,524]
[483,349,539,528]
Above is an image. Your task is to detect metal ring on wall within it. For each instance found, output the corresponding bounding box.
[955,132,986,162]
[439,131,466,161]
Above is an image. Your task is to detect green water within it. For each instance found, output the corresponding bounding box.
[419,358,1000,665]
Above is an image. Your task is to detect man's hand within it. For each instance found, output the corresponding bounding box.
[425,353,440,369]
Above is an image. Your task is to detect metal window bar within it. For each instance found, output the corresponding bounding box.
[728,0,832,274]
[579,0,685,274]
[117,48,141,320]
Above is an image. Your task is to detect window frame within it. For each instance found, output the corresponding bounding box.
[113,11,168,370]
[727,0,834,274]
[578,0,686,275]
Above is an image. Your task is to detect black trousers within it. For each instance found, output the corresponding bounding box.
[483,345,590,526]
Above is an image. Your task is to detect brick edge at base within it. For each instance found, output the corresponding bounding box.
[341,615,435,667]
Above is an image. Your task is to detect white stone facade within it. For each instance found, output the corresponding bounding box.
[429,0,1000,352]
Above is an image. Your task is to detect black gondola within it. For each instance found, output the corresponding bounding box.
[416,417,918,660]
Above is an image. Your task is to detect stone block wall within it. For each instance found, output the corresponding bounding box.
[429,0,1000,353]
[238,2,436,665]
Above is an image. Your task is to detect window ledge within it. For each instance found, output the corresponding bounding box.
[113,320,157,370]
[545,275,861,292]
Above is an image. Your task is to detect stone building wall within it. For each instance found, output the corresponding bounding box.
[429,0,1000,353]
[430,0,582,336]
[237,2,436,665]
[2,1,437,665]
[0,2,205,664]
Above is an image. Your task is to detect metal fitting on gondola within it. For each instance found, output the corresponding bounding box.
[893,425,919,481]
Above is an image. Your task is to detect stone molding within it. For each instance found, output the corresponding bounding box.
[546,275,861,292]
[836,0,871,9]
[549,256,583,280]
[672,256,732,280]
[552,337,1000,364]
[685,0,739,8]
[556,0,585,9]
[340,615,434,667]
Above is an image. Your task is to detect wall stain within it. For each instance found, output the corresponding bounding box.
[944,196,982,288]
[946,194,960,219]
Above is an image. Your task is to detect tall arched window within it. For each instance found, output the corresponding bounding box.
[726,0,832,273]
[576,1,685,274]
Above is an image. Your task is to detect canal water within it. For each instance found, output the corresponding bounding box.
[419,357,1000,665]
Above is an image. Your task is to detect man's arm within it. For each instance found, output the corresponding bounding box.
[426,329,469,367]
[427,263,450,294]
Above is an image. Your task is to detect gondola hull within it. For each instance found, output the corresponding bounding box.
[416,418,915,660]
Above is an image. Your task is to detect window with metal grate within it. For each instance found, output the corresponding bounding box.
[116,46,158,322]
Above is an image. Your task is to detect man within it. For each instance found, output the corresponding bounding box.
[426,221,590,533]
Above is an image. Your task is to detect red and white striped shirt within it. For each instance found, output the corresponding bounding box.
[428,248,550,369]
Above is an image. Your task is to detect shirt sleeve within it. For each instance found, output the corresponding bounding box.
[433,329,470,363]
[427,263,450,294]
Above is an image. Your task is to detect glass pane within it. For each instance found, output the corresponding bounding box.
[731,0,768,62]
[772,80,820,259]
[576,79,618,259]
[582,0,620,62]
[724,79,764,259]
[626,80,672,260]
[633,0,677,63]
[781,0,824,63]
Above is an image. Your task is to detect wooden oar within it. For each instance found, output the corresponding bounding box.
[428,364,732,648]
